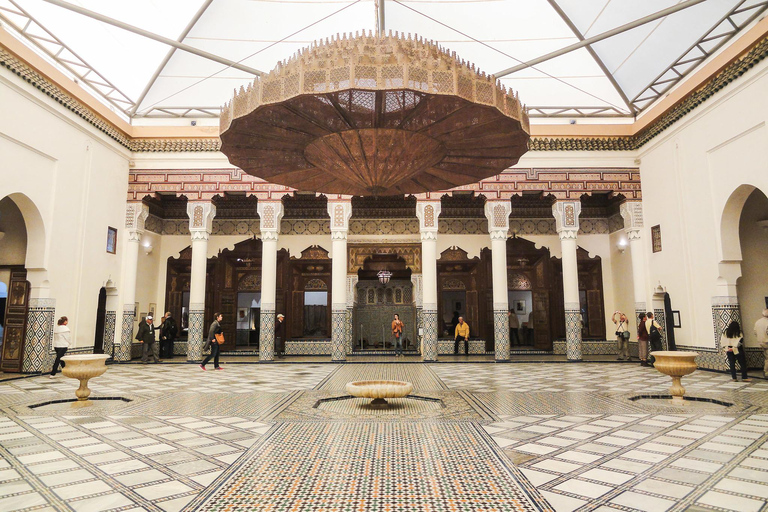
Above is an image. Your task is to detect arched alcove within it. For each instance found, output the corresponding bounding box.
[736,188,768,347]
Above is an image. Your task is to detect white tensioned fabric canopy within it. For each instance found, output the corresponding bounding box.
[0,0,765,121]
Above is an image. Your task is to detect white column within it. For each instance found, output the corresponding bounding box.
[117,203,148,362]
[620,201,649,333]
[553,200,582,361]
[346,274,358,354]
[328,201,352,361]
[257,201,284,361]
[186,202,216,361]
[485,200,512,361]
[416,201,441,361]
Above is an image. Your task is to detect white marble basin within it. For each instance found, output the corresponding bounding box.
[346,380,413,407]
[61,354,110,401]
[651,351,698,400]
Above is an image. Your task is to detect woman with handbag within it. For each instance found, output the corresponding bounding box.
[722,320,751,382]
[612,311,630,361]
[200,313,224,371]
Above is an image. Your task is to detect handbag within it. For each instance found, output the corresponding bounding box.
[214,333,225,344]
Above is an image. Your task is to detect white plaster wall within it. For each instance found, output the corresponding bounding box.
[638,57,768,349]
[0,66,130,348]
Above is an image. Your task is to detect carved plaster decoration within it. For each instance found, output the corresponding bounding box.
[484,200,511,240]
[125,203,149,232]
[327,201,353,240]
[620,201,644,240]
[552,200,582,239]
[416,201,441,234]
[348,244,422,274]
[186,202,216,237]
[257,201,285,238]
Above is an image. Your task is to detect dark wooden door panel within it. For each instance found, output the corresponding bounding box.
[1,270,29,373]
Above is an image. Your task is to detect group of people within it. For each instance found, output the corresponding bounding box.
[135,312,178,363]
[612,307,768,380]
[611,310,664,366]
[48,306,768,378]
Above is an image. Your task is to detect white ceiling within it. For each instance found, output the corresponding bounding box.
[1,0,765,121]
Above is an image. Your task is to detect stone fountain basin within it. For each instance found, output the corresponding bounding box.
[346,380,413,399]
[61,354,110,401]
[651,351,698,400]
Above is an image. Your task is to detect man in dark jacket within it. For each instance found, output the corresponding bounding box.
[159,312,178,359]
[136,315,159,363]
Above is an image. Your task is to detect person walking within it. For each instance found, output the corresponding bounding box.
[637,313,649,367]
[754,309,768,378]
[391,314,405,357]
[454,317,470,355]
[275,314,286,359]
[136,315,160,364]
[50,316,70,378]
[722,320,751,382]
[201,313,223,371]
[612,311,631,361]
[159,312,177,359]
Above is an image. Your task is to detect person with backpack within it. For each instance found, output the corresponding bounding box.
[722,320,751,382]
[646,312,663,363]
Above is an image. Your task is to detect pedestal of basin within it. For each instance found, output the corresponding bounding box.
[61,354,110,401]
[346,380,414,408]
[651,351,698,401]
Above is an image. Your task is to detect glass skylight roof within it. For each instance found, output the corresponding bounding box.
[0,0,765,122]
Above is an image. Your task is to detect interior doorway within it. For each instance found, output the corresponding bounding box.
[93,287,107,354]
[236,292,261,348]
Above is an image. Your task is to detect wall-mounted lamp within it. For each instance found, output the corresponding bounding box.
[617,239,628,253]
[142,243,153,255]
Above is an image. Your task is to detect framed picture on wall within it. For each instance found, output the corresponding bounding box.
[514,300,526,314]
[149,303,156,318]
[238,308,248,321]
[106,227,118,254]
[672,310,682,328]
[651,225,662,253]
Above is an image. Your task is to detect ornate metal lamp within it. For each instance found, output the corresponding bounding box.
[377,270,392,285]
[220,32,530,196]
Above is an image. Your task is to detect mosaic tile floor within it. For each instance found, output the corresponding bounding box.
[0,363,766,511]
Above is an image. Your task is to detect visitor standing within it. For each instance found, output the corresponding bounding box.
[136,315,160,364]
[454,317,470,355]
[637,313,649,366]
[612,311,630,360]
[646,312,663,361]
[50,316,70,378]
[722,320,751,382]
[754,309,768,378]
[392,313,404,357]
[275,313,286,359]
[509,310,520,346]
[159,312,177,359]
[201,313,223,371]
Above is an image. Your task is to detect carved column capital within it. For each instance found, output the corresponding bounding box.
[416,201,441,235]
[257,201,284,240]
[484,200,511,240]
[186,201,217,237]
[125,203,149,241]
[620,201,644,230]
[327,201,352,232]
[552,200,581,238]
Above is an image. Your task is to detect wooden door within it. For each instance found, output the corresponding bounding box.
[1,270,30,373]
[532,290,551,350]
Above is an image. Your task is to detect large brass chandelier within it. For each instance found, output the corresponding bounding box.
[220,32,530,196]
